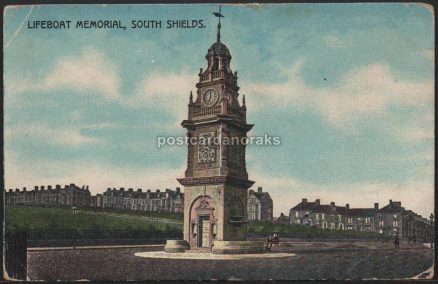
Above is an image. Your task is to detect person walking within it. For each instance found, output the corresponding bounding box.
[394,234,400,249]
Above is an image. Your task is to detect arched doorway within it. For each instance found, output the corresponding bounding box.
[189,196,216,249]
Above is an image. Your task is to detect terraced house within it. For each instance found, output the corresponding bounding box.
[5,183,93,208]
[289,198,433,241]
[101,187,184,213]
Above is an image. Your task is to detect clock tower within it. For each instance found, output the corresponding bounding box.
[177,8,256,252]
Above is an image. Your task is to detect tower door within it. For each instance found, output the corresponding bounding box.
[200,217,210,247]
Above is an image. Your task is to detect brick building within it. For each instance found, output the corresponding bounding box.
[5,183,93,208]
[101,187,184,213]
[247,187,273,222]
[289,198,433,241]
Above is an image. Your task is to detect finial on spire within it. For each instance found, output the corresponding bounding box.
[189,91,193,103]
[213,5,224,42]
[242,94,246,107]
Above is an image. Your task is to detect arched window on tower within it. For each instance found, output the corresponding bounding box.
[212,58,219,71]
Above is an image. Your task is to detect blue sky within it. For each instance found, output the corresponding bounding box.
[4,4,434,216]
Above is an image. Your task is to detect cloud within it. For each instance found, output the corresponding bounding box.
[5,47,121,100]
[4,152,185,195]
[42,47,120,99]
[245,62,434,129]
[323,35,347,49]
[5,123,102,147]
[127,69,198,123]
[250,170,434,218]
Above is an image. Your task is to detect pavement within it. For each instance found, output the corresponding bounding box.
[26,240,434,281]
[134,251,296,259]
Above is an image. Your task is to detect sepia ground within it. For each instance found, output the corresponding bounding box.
[27,241,433,281]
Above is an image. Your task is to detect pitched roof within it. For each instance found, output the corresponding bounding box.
[379,201,405,213]
[290,201,318,211]
[347,208,376,216]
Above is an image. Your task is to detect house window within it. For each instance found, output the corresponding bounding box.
[315,214,319,220]
[295,211,299,218]
[347,217,353,224]
[379,220,384,227]
[321,213,325,220]
[393,221,398,227]
[365,217,371,224]
[338,215,342,222]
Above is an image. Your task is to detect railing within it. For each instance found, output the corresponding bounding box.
[23,229,183,247]
[193,106,222,118]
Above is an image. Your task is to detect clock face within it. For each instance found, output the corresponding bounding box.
[203,89,218,106]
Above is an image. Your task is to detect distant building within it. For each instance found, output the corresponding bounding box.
[289,198,433,241]
[274,212,289,224]
[247,187,273,222]
[101,187,184,213]
[5,183,92,208]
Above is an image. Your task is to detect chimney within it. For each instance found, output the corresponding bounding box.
[280,213,284,217]
[41,186,45,190]
[156,189,160,193]
[302,198,308,204]
[137,188,142,192]
[330,202,335,207]
[9,189,13,193]
[389,199,392,204]
[147,189,151,193]
[374,203,379,210]
[15,188,19,192]
[249,189,254,195]
[166,189,170,193]
[346,204,349,210]
[316,199,320,205]
[120,188,125,192]
[56,185,61,190]
[176,187,180,193]
[48,185,52,190]
[257,187,262,193]
[70,183,75,187]
[34,186,39,191]
[23,187,27,192]
[128,188,133,192]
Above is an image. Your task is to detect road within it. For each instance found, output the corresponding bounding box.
[26,241,433,281]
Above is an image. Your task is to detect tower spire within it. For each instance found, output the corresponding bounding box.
[213,5,224,42]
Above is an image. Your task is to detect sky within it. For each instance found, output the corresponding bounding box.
[4,4,434,217]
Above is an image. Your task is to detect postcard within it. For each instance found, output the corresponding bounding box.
[3,3,434,281]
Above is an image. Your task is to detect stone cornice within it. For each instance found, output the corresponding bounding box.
[177,176,254,189]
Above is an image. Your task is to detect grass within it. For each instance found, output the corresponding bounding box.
[247,220,385,238]
[5,206,182,233]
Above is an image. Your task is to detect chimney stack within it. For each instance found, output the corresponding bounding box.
[137,188,142,192]
[302,198,308,204]
[316,199,320,205]
[56,184,61,190]
[257,187,262,193]
[156,189,160,193]
[23,187,27,192]
[389,199,392,204]
[48,185,52,190]
[41,186,45,190]
[346,204,349,210]
[330,202,335,207]
[176,187,180,193]
[34,186,39,191]
[374,203,379,210]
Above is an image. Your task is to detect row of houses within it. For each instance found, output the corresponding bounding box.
[289,198,434,241]
[5,184,94,208]
[5,184,274,220]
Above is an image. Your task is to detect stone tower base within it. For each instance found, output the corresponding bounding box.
[211,241,265,254]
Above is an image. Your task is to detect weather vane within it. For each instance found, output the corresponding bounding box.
[213,5,224,42]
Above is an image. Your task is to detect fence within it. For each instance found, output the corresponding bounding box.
[247,232,390,242]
